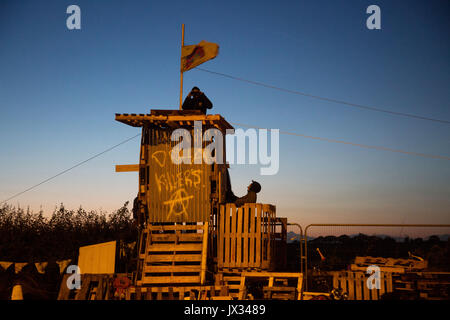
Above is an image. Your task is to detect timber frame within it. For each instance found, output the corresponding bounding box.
[113,109,296,300]
[58,109,298,301]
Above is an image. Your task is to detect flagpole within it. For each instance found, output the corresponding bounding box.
[179,24,185,110]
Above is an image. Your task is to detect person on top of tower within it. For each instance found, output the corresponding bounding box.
[182,86,213,114]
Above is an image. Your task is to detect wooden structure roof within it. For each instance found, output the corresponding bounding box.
[115,109,234,131]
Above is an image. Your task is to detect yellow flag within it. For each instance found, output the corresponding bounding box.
[181,40,219,72]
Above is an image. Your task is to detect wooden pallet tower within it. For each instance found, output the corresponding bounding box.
[112,109,294,300]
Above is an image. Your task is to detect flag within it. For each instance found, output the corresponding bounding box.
[14,262,28,274]
[35,262,48,274]
[0,261,13,271]
[57,259,71,273]
[181,40,219,72]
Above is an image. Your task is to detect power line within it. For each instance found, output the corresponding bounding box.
[0,133,141,205]
[2,120,449,206]
[196,67,450,125]
[231,122,450,161]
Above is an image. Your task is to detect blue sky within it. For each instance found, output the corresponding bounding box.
[0,0,449,234]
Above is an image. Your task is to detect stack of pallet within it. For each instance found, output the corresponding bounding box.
[238,272,303,300]
[350,256,427,273]
[136,223,208,286]
[330,271,393,300]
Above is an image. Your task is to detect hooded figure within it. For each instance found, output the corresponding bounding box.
[182,87,213,114]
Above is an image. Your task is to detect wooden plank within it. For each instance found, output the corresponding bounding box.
[144,265,200,273]
[95,276,104,300]
[115,164,139,172]
[135,287,142,300]
[243,204,249,267]
[238,275,246,300]
[236,207,243,268]
[148,225,203,231]
[386,273,393,293]
[255,205,261,267]
[141,275,200,284]
[150,233,203,242]
[347,272,354,300]
[379,273,386,298]
[147,254,202,262]
[296,274,303,300]
[350,265,405,274]
[242,272,303,278]
[75,275,91,300]
[371,287,378,300]
[230,206,237,268]
[340,273,347,293]
[355,272,362,300]
[148,243,202,252]
[104,277,112,300]
[249,207,255,267]
[201,222,209,285]
[362,273,370,300]
[211,296,233,300]
[179,287,185,300]
[332,272,339,291]
[157,287,162,300]
[57,274,70,300]
[266,209,272,267]
[224,205,231,268]
[218,205,225,268]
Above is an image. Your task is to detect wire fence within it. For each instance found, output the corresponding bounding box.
[299,224,450,291]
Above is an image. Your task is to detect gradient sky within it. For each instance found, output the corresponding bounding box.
[1,0,449,235]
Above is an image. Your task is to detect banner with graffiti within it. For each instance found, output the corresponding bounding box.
[145,128,211,222]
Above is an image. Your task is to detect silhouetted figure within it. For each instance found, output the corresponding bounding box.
[225,169,238,203]
[182,87,212,114]
[235,180,261,207]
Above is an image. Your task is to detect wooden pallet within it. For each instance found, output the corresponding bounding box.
[238,272,303,300]
[351,256,427,273]
[127,285,232,300]
[57,274,120,300]
[330,271,393,300]
[263,286,296,300]
[218,204,276,272]
[215,272,242,298]
[137,223,208,286]
[394,272,450,300]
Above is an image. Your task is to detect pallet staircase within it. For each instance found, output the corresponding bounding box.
[136,223,208,286]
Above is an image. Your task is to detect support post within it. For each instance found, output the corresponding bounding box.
[179,24,185,110]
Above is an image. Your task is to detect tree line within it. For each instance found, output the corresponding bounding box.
[0,203,137,263]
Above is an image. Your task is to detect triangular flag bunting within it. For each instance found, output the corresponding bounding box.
[0,262,13,271]
[35,262,48,274]
[56,259,71,274]
[14,262,28,274]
